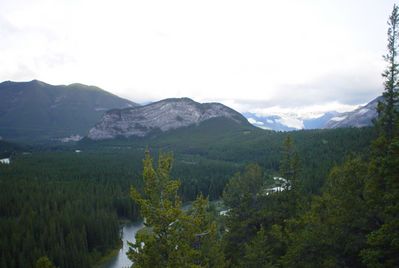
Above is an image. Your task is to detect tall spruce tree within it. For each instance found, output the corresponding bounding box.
[361,4,399,266]
[280,135,300,192]
[379,4,399,141]
[280,135,301,216]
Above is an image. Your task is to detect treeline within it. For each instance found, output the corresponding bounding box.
[0,125,373,267]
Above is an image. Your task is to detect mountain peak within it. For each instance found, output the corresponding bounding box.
[27,79,51,87]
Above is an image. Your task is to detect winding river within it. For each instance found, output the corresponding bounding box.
[103,222,144,268]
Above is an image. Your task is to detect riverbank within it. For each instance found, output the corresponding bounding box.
[93,242,122,268]
[101,221,144,268]
[93,219,140,268]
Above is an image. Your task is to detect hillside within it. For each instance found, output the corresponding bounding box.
[0,80,137,142]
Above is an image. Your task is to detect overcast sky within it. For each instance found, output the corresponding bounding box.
[0,0,396,118]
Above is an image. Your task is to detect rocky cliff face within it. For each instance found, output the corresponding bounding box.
[88,98,248,140]
[325,96,381,129]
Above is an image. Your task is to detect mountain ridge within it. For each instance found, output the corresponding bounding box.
[324,96,381,129]
[0,80,137,141]
[88,97,252,140]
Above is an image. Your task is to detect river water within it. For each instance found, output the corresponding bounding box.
[103,222,144,268]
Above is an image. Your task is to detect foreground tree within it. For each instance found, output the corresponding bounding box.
[280,135,301,214]
[222,164,266,266]
[128,151,225,267]
[283,158,370,267]
[361,5,399,266]
[280,136,301,192]
[378,4,399,141]
[222,137,302,267]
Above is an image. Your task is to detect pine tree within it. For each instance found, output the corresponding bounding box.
[280,136,301,192]
[361,5,399,266]
[279,135,301,217]
[283,158,370,267]
[378,4,399,141]
[222,164,265,266]
[128,151,225,267]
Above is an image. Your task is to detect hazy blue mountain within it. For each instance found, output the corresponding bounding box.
[243,113,296,131]
[0,80,137,142]
[244,111,341,131]
[303,112,340,129]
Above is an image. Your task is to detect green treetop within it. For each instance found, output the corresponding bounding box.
[128,151,225,268]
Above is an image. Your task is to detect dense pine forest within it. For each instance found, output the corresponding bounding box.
[0,126,373,267]
[1,4,399,268]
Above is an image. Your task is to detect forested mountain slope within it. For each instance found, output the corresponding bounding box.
[0,80,137,142]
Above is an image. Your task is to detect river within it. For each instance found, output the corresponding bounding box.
[102,222,144,268]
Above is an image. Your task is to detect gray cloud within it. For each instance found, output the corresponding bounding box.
[239,71,382,109]
[0,17,17,39]
[3,64,36,81]
[0,0,394,118]
[276,73,381,106]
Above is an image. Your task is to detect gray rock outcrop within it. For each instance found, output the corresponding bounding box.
[88,98,248,140]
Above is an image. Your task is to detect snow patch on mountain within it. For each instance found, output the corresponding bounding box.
[330,115,347,122]
[325,97,381,129]
[276,116,304,129]
[247,118,264,126]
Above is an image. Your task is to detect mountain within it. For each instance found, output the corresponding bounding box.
[324,97,381,129]
[88,97,252,140]
[243,113,297,131]
[244,111,340,131]
[303,112,340,129]
[0,80,137,142]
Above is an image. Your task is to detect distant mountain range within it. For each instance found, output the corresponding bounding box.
[0,80,137,141]
[244,97,380,131]
[0,80,380,142]
[244,111,340,131]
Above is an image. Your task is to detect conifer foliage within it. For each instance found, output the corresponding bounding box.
[128,151,225,267]
[379,4,399,141]
[361,5,399,266]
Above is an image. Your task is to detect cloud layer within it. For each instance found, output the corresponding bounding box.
[0,0,395,117]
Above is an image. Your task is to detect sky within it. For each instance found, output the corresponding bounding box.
[0,0,397,120]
